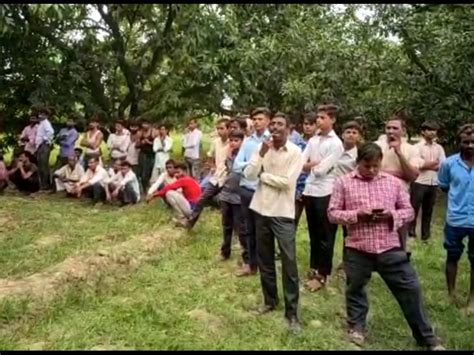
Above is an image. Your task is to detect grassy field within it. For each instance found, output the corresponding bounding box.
[0,186,473,350]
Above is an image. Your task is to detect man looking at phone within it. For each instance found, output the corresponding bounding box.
[328,142,443,350]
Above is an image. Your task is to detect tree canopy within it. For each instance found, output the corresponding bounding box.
[1,4,473,147]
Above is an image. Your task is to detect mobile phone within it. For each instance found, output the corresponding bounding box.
[372,208,384,214]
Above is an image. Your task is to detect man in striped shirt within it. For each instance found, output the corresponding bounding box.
[328,142,443,350]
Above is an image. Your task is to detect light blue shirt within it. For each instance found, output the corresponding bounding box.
[289,129,305,147]
[438,153,474,228]
[233,129,271,191]
[35,119,55,148]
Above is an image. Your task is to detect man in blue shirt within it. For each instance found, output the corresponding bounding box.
[34,107,55,190]
[233,107,271,277]
[438,123,474,314]
[56,118,79,169]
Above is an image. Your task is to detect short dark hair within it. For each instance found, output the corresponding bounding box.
[174,161,187,171]
[19,150,35,161]
[342,120,363,135]
[128,120,140,128]
[188,118,197,124]
[216,118,231,128]
[303,111,317,124]
[230,118,248,131]
[159,123,169,130]
[229,130,245,141]
[356,143,383,163]
[386,115,406,129]
[115,119,125,127]
[457,123,474,143]
[317,104,340,120]
[420,121,440,131]
[272,112,290,127]
[74,147,83,154]
[88,157,100,164]
[165,159,176,167]
[250,107,272,120]
[289,112,302,125]
[121,160,132,168]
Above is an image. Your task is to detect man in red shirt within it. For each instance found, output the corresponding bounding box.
[149,162,201,225]
[328,142,443,350]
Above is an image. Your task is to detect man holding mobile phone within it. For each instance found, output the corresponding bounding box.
[328,142,443,350]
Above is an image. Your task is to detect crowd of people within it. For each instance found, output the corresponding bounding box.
[1,104,473,351]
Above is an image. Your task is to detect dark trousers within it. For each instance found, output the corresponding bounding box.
[344,248,437,347]
[410,183,437,240]
[118,183,139,205]
[295,198,305,229]
[0,179,7,193]
[190,183,222,223]
[304,195,338,276]
[239,186,258,270]
[10,171,40,193]
[256,213,299,319]
[83,183,106,203]
[220,201,245,258]
[138,152,155,190]
[36,143,51,190]
[185,157,201,179]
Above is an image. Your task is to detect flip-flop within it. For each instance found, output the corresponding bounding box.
[305,278,325,292]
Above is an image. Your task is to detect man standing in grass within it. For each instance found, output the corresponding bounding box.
[438,123,474,315]
[19,115,38,155]
[328,142,443,350]
[233,107,271,277]
[35,107,55,190]
[182,118,202,179]
[244,112,303,332]
[409,121,445,242]
[302,104,344,291]
[56,118,79,169]
[186,119,230,229]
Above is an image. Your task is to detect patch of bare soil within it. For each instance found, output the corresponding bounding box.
[0,229,181,301]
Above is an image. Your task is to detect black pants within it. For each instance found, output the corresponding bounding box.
[138,152,155,190]
[83,183,106,203]
[118,183,139,205]
[189,183,222,224]
[344,248,437,347]
[256,213,299,319]
[304,195,338,277]
[295,198,305,229]
[220,201,245,258]
[0,179,7,193]
[36,143,51,190]
[239,186,258,271]
[410,183,437,240]
[10,171,40,193]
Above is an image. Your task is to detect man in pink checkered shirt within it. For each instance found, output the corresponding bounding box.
[328,142,443,350]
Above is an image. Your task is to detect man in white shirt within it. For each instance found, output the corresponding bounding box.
[35,107,55,190]
[409,121,445,241]
[53,154,85,195]
[244,112,304,332]
[146,159,178,201]
[107,120,130,160]
[186,119,230,229]
[71,157,109,203]
[182,118,202,179]
[106,160,140,205]
[302,104,344,291]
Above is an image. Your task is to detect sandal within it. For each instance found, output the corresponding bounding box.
[305,276,326,292]
[348,329,365,346]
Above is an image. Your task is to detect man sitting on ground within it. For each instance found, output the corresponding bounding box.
[148,162,201,225]
[106,160,140,206]
[71,157,109,204]
[53,154,85,195]
[146,159,178,202]
[7,151,40,194]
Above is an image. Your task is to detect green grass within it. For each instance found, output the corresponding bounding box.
[0,189,473,350]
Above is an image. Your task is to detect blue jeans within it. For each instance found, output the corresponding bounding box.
[444,223,474,266]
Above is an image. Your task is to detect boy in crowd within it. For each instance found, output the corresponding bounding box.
[72,157,109,204]
[233,107,272,277]
[106,160,141,205]
[127,120,141,176]
[302,104,344,291]
[107,120,130,161]
[295,112,317,228]
[219,130,245,261]
[8,151,40,194]
[149,162,201,225]
[35,107,55,190]
[151,123,173,183]
[107,158,123,182]
[146,159,178,201]
[186,119,230,229]
[19,115,38,155]
[57,118,79,169]
[182,118,203,179]
[409,121,445,241]
[229,117,248,135]
[53,154,85,195]
[328,142,443,350]
[438,124,474,315]
[244,112,304,332]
